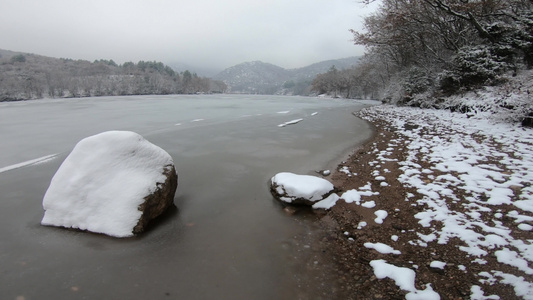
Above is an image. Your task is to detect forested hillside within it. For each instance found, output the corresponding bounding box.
[313,0,532,123]
[0,49,227,101]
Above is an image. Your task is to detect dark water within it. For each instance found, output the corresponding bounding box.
[0,95,375,299]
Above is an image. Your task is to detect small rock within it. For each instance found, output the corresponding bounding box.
[270,172,335,206]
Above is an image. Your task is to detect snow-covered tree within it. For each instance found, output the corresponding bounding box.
[349,0,533,108]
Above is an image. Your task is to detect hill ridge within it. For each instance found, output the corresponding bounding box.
[213,57,361,95]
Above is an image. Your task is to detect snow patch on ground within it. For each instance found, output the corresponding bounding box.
[374,210,388,224]
[470,285,500,300]
[429,261,446,269]
[370,260,440,299]
[364,242,401,255]
[340,186,379,205]
[361,201,376,208]
[312,193,340,210]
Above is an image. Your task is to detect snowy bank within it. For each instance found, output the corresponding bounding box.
[273,102,533,298]
[41,131,178,238]
[342,105,532,299]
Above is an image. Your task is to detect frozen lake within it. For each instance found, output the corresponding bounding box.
[0,94,375,299]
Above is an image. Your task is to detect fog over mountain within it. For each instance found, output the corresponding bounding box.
[1,0,377,71]
[213,57,361,95]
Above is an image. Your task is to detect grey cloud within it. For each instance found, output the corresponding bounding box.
[0,0,375,70]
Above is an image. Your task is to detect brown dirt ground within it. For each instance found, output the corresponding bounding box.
[286,113,528,299]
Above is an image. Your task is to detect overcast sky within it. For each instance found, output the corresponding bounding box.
[1,0,376,71]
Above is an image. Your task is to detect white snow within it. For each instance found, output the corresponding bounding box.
[518,223,533,231]
[312,193,340,209]
[493,271,533,298]
[271,172,334,204]
[364,242,401,255]
[429,261,446,269]
[41,131,175,238]
[374,210,388,224]
[341,189,361,204]
[278,118,303,127]
[0,154,58,174]
[470,285,500,300]
[339,166,351,175]
[495,249,533,275]
[361,201,376,208]
[340,187,379,205]
[370,260,440,299]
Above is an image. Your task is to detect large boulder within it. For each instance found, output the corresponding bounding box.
[41,131,177,238]
[270,172,336,206]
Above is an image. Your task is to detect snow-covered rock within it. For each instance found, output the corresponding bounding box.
[41,131,178,238]
[270,172,336,206]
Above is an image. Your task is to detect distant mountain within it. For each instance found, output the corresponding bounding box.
[213,61,290,94]
[213,57,360,95]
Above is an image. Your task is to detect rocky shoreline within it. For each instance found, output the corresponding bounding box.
[306,105,533,299]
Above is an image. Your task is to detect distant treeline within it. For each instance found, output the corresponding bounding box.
[0,53,227,101]
[310,65,378,99]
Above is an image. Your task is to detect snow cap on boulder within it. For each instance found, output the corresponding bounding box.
[41,131,177,238]
[270,172,336,206]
